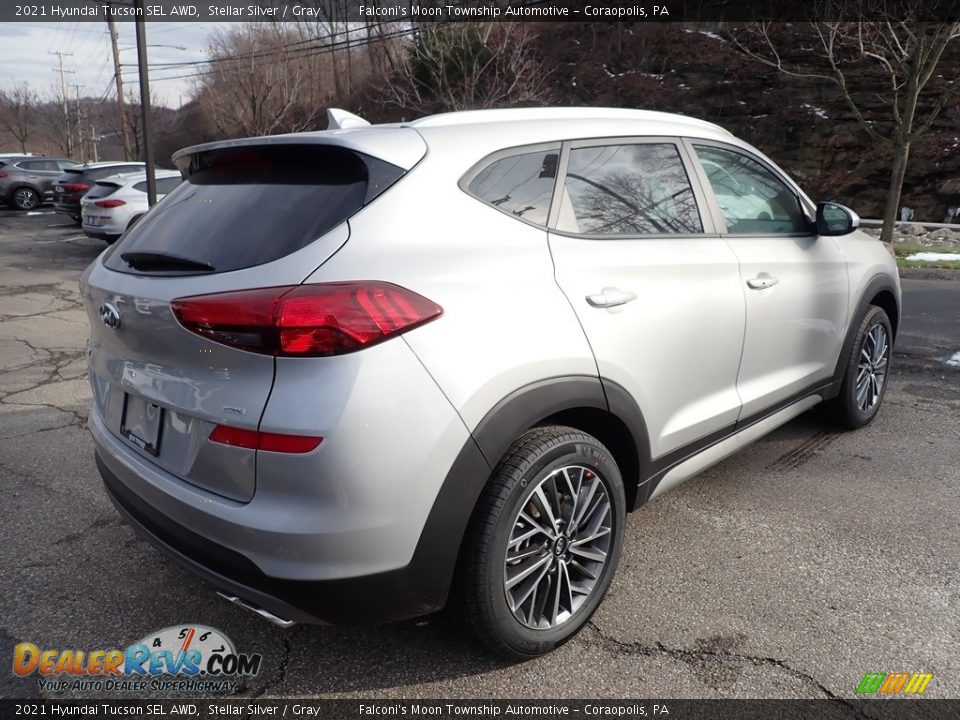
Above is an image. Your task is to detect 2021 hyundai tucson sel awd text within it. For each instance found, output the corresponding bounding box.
[82,108,900,658]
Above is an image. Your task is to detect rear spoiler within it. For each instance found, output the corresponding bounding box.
[171,122,425,174]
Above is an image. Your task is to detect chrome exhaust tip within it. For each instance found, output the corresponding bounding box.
[217,592,297,628]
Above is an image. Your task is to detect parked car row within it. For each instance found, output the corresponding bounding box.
[79,169,182,243]
[2,155,182,244]
[0,154,79,210]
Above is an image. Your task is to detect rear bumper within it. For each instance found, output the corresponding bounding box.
[96,452,450,625]
[88,333,491,625]
[82,227,120,242]
[54,201,81,215]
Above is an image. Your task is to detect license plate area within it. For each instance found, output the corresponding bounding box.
[84,215,99,226]
[121,394,163,456]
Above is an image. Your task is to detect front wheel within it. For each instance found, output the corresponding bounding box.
[831,305,893,429]
[11,187,40,211]
[457,426,626,659]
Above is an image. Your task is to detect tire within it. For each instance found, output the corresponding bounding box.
[11,187,40,211]
[457,426,626,659]
[830,305,893,430]
[70,214,82,225]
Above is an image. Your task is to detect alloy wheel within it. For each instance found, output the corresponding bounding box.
[503,465,613,629]
[855,323,888,412]
[14,188,38,210]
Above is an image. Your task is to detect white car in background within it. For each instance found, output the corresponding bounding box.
[81,169,182,243]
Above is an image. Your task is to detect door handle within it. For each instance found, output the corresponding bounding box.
[586,288,637,308]
[746,274,779,290]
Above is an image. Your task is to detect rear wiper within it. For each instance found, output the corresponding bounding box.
[120,251,216,272]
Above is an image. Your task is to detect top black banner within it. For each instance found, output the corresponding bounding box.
[5,0,960,23]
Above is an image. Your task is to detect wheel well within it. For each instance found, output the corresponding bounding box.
[536,407,641,510]
[870,290,899,339]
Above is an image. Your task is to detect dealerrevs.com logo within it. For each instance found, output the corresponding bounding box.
[856,672,934,696]
[13,625,262,693]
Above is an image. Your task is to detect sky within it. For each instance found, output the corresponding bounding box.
[0,22,226,108]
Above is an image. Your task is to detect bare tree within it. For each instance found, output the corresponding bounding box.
[733,16,960,242]
[97,88,176,162]
[193,23,334,137]
[0,83,38,153]
[39,85,77,157]
[381,23,550,116]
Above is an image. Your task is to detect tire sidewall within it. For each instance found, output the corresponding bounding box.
[842,306,892,426]
[481,436,625,657]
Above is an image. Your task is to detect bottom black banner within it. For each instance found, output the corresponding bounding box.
[2,700,958,720]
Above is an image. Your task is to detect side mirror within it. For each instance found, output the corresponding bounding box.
[817,201,860,236]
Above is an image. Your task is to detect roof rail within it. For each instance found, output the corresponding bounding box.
[407,107,731,134]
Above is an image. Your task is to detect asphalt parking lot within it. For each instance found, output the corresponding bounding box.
[1,210,958,700]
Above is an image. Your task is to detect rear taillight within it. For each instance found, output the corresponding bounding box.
[171,282,443,357]
[209,425,323,453]
[64,182,89,193]
[94,199,125,208]
[0,171,7,179]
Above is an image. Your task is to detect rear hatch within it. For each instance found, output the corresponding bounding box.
[81,134,424,502]
[81,181,122,225]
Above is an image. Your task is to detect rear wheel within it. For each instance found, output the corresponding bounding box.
[11,187,40,211]
[830,305,892,429]
[457,426,625,659]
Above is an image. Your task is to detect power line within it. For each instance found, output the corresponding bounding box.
[122,27,418,84]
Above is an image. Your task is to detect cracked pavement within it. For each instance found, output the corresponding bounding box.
[0,211,958,701]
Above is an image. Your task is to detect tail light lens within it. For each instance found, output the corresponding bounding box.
[0,171,7,178]
[63,182,89,193]
[209,425,323,453]
[94,199,126,208]
[171,282,443,357]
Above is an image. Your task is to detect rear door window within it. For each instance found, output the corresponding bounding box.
[105,145,404,275]
[557,143,703,236]
[157,176,182,195]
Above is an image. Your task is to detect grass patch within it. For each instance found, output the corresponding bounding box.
[898,258,960,270]
[891,243,960,269]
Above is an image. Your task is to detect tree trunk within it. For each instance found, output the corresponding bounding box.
[880,142,910,245]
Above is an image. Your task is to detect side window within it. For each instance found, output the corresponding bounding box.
[157,176,183,195]
[133,181,148,193]
[558,143,702,235]
[16,160,41,171]
[693,145,809,234]
[466,148,559,227]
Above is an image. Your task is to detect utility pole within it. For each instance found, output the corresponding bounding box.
[135,0,156,206]
[106,15,132,160]
[70,83,85,161]
[49,51,74,157]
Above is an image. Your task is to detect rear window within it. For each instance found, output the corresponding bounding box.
[87,165,144,181]
[105,145,404,275]
[86,182,120,200]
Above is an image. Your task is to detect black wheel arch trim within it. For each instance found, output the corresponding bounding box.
[828,273,900,396]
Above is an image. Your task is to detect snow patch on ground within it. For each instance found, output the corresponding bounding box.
[803,103,829,119]
[905,252,960,262]
[944,352,960,367]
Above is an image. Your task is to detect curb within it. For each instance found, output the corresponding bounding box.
[898,267,960,281]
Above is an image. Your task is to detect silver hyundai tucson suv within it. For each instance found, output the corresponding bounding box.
[82,107,900,658]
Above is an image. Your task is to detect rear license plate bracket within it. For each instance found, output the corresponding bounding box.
[121,394,163,456]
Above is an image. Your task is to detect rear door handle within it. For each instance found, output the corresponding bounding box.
[586,288,637,308]
[746,274,779,290]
